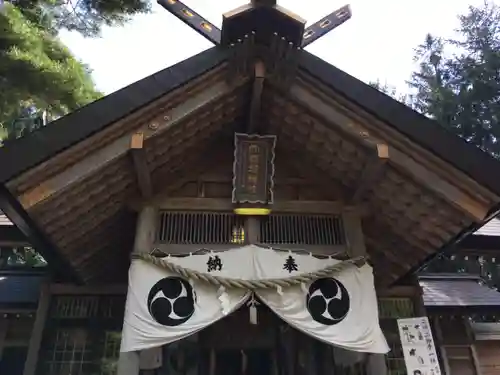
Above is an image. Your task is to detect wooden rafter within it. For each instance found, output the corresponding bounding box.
[247,61,266,133]
[17,79,246,210]
[129,132,152,199]
[137,197,344,215]
[286,82,490,221]
[350,143,389,204]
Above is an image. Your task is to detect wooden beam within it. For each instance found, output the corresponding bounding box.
[136,197,345,214]
[376,285,421,297]
[17,79,243,210]
[301,5,352,48]
[350,143,389,204]
[153,243,347,256]
[157,0,221,45]
[288,83,490,221]
[49,283,127,295]
[247,61,266,133]
[23,282,50,375]
[129,132,152,199]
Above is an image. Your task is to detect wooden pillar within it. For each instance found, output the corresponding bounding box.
[410,275,426,316]
[132,206,157,255]
[245,216,260,244]
[23,281,51,375]
[342,210,366,258]
[118,205,157,375]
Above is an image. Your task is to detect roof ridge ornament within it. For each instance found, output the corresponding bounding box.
[157,0,352,48]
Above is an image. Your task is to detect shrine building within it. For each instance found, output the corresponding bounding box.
[1,1,500,374]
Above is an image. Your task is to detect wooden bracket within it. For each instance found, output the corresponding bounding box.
[350,143,389,204]
[247,60,266,133]
[130,132,153,199]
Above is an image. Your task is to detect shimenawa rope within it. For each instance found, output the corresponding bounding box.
[132,253,366,290]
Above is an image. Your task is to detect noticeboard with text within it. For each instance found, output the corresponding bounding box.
[397,317,442,375]
[232,133,276,204]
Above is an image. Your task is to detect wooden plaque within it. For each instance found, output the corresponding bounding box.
[232,133,276,204]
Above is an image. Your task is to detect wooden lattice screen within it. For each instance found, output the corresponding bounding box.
[38,295,125,375]
[259,214,345,245]
[156,211,346,246]
[379,298,415,375]
[157,212,245,244]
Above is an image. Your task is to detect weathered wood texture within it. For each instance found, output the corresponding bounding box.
[432,314,479,375]
[4,62,498,285]
[156,138,342,202]
[261,76,497,285]
[476,341,500,375]
[9,66,248,283]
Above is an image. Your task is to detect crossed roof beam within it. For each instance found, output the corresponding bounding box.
[157,0,352,48]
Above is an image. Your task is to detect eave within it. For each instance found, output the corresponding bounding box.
[1,49,500,285]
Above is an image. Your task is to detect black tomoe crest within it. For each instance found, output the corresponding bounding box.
[306,278,350,325]
[147,277,195,326]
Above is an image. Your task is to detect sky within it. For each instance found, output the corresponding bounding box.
[59,0,491,95]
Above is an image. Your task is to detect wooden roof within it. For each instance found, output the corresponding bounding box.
[420,274,500,308]
[0,211,11,226]
[1,47,500,285]
[475,219,500,237]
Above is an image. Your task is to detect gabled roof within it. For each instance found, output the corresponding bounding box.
[0,47,229,184]
[0,209,27,244]
[299,53,500,197]
[420,274,500,307]
[475,218,500,237]
[0,46,499,284]
[0,210,11,226]
[1,48,499,196]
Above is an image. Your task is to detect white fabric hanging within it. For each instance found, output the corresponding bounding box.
[256,263,389,353]
[120,259,250,352]
[121,245,388,354]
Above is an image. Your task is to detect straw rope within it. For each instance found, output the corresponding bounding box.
[132,253,366,290]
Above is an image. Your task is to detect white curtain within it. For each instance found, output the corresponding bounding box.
[256,263,389,353]
[121,245,388,354]
[120,259,250,352]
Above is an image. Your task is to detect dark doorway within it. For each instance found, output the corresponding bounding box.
[246,349,273,375]
[213,348,273,375]
[0,347,28,375]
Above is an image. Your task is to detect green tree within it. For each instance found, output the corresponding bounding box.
[371,1,500,156]
[10,0,150,37]
[368,80,412,106]
[0,4,102,143]
[0,246,47,268]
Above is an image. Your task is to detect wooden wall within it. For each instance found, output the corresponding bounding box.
[476,341,500,375]
[431,314,482,375]
[166,139,339,202]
